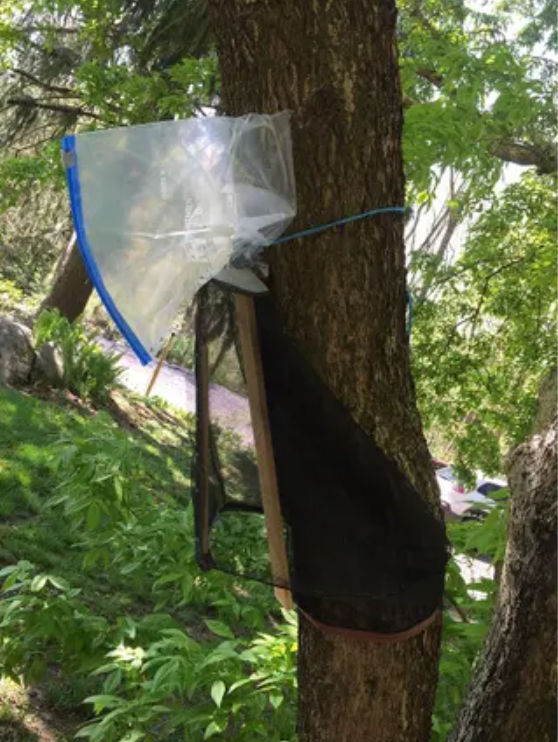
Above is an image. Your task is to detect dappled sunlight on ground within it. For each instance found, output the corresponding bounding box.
[0,678,72,742]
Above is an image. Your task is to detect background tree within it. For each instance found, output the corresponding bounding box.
[449,372,557,742]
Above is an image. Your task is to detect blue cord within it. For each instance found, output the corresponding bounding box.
[273,206,406,245]
[271,205,413,335]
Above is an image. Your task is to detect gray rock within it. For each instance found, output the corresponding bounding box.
[0,316,34,385]
[35,342,65,386]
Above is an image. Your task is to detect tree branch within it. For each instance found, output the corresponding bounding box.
[417,206,462,302]
[489,139,556,175]
[416,67,444,88]
[6,96,99,120]
[10,67,75,96]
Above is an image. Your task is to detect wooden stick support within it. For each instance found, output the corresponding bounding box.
[145,332,175,397]
[235,294,293,609]
[197,337,211,557]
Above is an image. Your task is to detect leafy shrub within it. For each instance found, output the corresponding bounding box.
[35,309,123,402]
[48,412,148,537]
[0,382,514,742]
[79,614,297,742]
[43,407,296,740]
[0,561,110,684]
[0,145,68,296]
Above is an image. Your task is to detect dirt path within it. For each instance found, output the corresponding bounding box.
[97,339,254,445]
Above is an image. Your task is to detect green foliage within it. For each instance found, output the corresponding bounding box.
[35,309,123,403]
[0,561,110,684]
[37,393,293,739]
[75,55,218,125]
[48,410,272,613]
[48,412,145,534]
[399,0,556,200]
[0,385,296,739]
[412,174,557,476]
[432,498,509,741]
[0,369,514,742]
[79,615,296,742]
[166,334,196,369]
[0,385,89,520]
[0,144,65,213]
[0,141,69,293]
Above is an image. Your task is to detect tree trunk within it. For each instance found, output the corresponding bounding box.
[449,404,557,742]
[209,2,444,740]
[51,232,76,284]
[40,239,92,322]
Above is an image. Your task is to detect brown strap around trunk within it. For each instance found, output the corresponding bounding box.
[300,608,440,643]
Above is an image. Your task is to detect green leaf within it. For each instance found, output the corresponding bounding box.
[118,731,144,742]
[2,571,23,592]
[0,565,18,578]
[152,572,184,588]
[204,721,223,740]
[30,575,47,592]
[87,502,101,530]
[47,575,70,591]
[75,728,97,739]
[181,573,194,602]
[211,680,226,708]
[205,620,234,639]
[228,678,252,694]
[114,476,124,501]
[270,693,283,709]
[83,695,125,712]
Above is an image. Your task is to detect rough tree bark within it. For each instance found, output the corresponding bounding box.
[449,379,557,742]
[40,239,92,322]
[208,2,444,740]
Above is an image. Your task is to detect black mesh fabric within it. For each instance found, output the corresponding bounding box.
[193,279,449,632]
[194,282,276,583]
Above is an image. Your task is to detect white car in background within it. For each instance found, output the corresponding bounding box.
[435,465,507,519]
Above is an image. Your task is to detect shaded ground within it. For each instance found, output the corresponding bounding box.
[98,339,254,445]
[0,679,74,742]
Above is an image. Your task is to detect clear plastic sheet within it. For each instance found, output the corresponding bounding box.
[63,113,295,362]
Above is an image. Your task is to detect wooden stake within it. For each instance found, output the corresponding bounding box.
[235,294,293,609]
[197,338,211,556]
[145,333,175,398]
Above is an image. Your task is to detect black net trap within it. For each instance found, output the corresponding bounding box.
[192,273,449,634]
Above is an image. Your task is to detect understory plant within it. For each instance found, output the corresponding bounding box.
[35,309,123,403]
[0,398,507,742]
[49,411,295,740]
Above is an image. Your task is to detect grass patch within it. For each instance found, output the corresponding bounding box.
[0,387,87,520]
[0,385,192,569]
